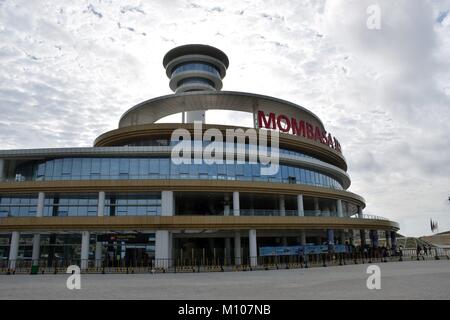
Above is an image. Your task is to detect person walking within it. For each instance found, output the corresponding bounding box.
[416,244,422,260]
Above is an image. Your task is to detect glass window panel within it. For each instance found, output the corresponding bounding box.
[198,163,208,174]
[171,163,180,175]
[116,199,127,205]
[58,207,68,217]
[216,164,225,175]
[19,206,28,216]
[227,164,235,177]
[81,158,91,176]
[179,163,189,174]
[138,159,149,175]
[189,164,198,176]
[159,159,170,175]
[62,158,72,174]
[100,158,110,176]
[11,207,19,216]
[235,164,244,176]
[300,169,305,182]
[129,159,139,176]
[37,163,45,177]
[117,206,127,216]
[119,159,129,174]
[72,159,81,176]
[281,166,288,179]
[251,164,260,177]
[91,159,101,174]
[110,159,119,176]
[45,160,54,177]
[288,166,295,177]
[68,206,78,216]
[53,159,63,177]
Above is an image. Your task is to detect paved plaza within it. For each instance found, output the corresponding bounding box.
[0,260,449,299]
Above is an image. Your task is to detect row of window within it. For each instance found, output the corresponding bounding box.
[0,194,162,217]
[172,62,220,77]
[177,77,215,88]
[119,141,317,162]
[16,158,343,189]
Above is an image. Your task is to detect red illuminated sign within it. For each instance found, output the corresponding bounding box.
[257,111,342,153]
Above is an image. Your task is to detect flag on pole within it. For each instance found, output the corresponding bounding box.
[430,219,438,233]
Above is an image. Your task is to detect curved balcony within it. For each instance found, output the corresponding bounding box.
[350,214,389,221]
[0,215,400,232]
[240,210,389,220]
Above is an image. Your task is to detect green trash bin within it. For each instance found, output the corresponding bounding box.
[30,265,39,275]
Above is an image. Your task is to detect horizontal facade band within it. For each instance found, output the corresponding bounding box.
[0,215,399,232]
[94,123,347,171]
[118,91,324,129]
[0,145,350,189]
[0,179,365,207]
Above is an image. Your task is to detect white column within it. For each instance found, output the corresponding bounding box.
[314,197,321,216]
[297,194,304,216]
[31,234,40,266]
[97,191,105,217]
[36,192,45,217]
[95,239,102,268]
[279,195,286,216]
[249,229,257,267]
[300,230,306,245]
[0,159,4,181]
[233,191,240,216]
[161,191,174,216]
[234,231,241,265]
[224,195,231,264]
[155,230,171,268]
[357,206,363,218]
[186,110,205,123]
[224,194,230,216]
[9,231,20,270]
[81,231,90,271]
[337,199,343,218]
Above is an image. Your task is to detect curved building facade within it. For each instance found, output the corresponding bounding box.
[0,44,399,272]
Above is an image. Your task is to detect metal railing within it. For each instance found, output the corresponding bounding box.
[2,247,448,275]
[240,209,298,216]
[350,214,389,221]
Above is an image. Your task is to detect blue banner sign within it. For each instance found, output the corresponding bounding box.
[259,244,348,256]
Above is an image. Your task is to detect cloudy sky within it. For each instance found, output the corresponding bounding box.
[1,0,449,237]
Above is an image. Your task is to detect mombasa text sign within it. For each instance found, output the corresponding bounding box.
[257,111,342,153]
